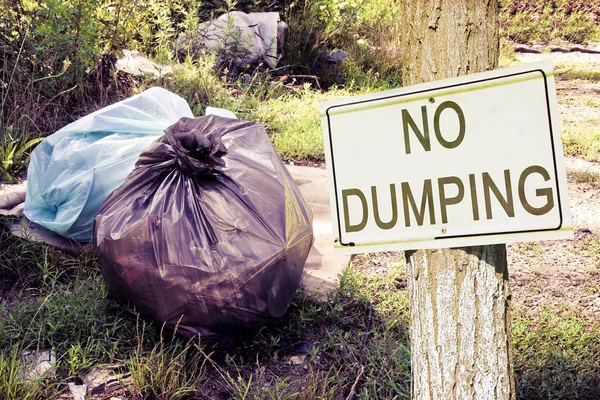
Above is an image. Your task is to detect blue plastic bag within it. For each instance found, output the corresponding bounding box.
[24,87,194,241]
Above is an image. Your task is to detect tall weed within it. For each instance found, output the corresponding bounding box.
[126,324,207,399]
[283,0,403,88]
[0,346,50,400]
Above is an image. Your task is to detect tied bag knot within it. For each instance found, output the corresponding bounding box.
[164,117,228,175]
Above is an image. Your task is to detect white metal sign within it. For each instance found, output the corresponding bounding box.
[321,61,572,253]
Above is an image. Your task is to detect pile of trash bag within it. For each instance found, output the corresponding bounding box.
[24,88,194,241]
[94,116,314,337]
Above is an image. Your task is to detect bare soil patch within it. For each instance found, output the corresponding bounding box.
[508,154,600,316]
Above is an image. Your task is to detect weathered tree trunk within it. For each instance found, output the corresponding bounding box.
[400,1,515,399]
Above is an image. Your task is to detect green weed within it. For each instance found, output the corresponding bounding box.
[500,1,600,44]
[0,346,53,400]
[0,220,97,289]
[0,276,138,360]
[569,170,600,189]
[126,326,206,399]
[0,221,61,289]
[511,242,545,258]
[137,55,228,111]
[562,123,600,161]
[512,306,600,398]
[555,63,600,82]
[571,234,600,271]
[0,128,43,182]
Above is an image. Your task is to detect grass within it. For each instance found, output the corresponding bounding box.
[562,123,600,161]
[2,236,600,398]
[134,58,359,163]
[0,235,413,399]
[258,86,330,162]
[511,242,545,258]
[126,332,206,399]
[512,306,600,399]
[550,62,600,161]
[1,1,600,398]
[499,0,600,44]
[555,63,600,82]
[571,234,600,272]
[0,130,44,183]
[569,170,600,189]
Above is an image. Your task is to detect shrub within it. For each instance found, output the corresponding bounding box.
[283,0,403,88]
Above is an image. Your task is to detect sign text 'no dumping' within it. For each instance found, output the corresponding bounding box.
[321,61,572,253]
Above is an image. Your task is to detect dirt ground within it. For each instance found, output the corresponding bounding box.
[508,48,600,317]
[508,158,600,318]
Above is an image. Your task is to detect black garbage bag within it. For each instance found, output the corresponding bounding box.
[93,116,314,337]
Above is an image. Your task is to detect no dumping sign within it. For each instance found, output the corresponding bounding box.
[320,61,572,253]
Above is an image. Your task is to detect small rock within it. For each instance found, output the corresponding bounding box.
[21,350,56,380]
[68,382,87,400]
[289,355,307,365]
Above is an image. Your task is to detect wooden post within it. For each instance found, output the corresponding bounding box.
[400,1,516,398]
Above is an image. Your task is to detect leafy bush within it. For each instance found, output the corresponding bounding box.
[0,0,120,173]
[283,0,403,88]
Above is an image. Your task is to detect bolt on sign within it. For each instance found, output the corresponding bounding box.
[321,61,572,253]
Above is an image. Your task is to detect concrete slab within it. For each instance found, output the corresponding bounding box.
[10,217,87,254]
[286,165,351,295]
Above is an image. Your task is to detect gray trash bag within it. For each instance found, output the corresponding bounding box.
[94,116,314,337]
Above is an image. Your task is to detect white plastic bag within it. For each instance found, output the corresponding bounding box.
[24,87,194,241]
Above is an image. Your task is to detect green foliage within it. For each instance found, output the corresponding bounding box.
[257,85,327,162]
[1,0,117,167]
[569,170,600,189]
[500,0,600,44]
[0,346,50,400]
[0,127,43,182]
[0,0,101,96]
[512,306,600,398]
[127,331,206,399]
[1,276,138,359]
[283,0,403,88]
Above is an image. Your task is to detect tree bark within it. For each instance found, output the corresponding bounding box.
[400,1,515,399]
